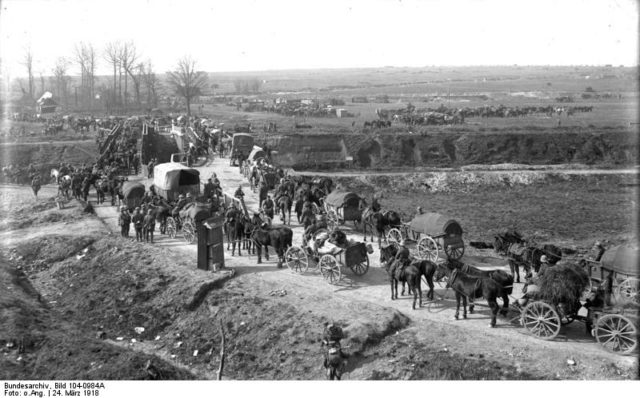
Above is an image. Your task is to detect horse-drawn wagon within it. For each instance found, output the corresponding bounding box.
[323,191,362,230]
[284,230,372,284]
[166,202,212,244]
[152,162,200,201]
[517,253,638,355]
[386,212,465,262]
[121,181,145,211]
[230,133,254,166]
[580,245,639,305]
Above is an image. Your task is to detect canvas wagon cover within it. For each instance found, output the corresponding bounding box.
[248,146,266,162]
[600,245,639,277]
[153,163,200,191]
[122,182,145,199]
[410,212,463,236]
[232,133,254,149]
[324,191,361,208]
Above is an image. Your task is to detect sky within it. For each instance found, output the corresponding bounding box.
[0,0,638,78]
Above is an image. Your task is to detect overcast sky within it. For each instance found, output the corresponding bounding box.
[0,0,638,78]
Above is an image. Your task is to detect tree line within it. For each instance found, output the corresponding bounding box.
[17,41,209,116]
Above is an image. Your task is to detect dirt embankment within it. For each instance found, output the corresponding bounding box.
[257,129,637,169]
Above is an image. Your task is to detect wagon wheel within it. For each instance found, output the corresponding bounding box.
[326,209,339,231]
[521,301,561,340]
[166,217,177,239]
[319,254,341,284]
[615,277,639,305]
[311,203,321,215]
[444,242,465,260]
[349,255,369,276]
[595,314,638,355]
[386,228,403,247]
[182,220,196,244]
[417,236,439,262]
[285,246,309,274]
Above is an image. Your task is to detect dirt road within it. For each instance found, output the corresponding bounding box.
[84,156,637,378]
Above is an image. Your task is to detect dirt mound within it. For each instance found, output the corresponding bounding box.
[0,255,194,380]
[1,199,90,232]
[23,233,410,379]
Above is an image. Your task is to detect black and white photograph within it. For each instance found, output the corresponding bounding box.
[0,0,638,391]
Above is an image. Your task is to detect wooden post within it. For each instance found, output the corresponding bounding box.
[217,320,225,381]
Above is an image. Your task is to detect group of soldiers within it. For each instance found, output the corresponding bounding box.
[118,205,157,243]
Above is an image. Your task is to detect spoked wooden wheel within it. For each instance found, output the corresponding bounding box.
[521,301,561,340]
[349,255,369,276]
[311,203,321,215]
[417,236,439,262]
[595,314,638,355]
[444,242,465,260]
[319,254,341,284]
[326,209,339,231]
[166,217,177,239]
[386,228,403,247]
[285,246,309,273]
[616,277,639,305]
[183,220,196,244]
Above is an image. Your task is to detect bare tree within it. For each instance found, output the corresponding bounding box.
[74,42,97,108]
[142,60,160,107]
[104,41,121,108]
[53,57,70,107]
[167,56,208,116]
[22,47,34,99]
[38,71,46,96]
[118,41,139,109]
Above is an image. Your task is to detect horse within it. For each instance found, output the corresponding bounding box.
[494,237,562,283]
[380,244,422,310]
[276,194,293,225]
[434,265,504,327]
[57,175,72,200]
[364,210,402,247]
[380,243,437,301]
[441,259,512,316]
[226,214,248,256]
[149,199,172,234]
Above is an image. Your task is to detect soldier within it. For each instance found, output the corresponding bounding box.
[143,209,156,243]
[321,322,348,380]
[300,204,315,229]
[31,174,41,198]
[262,195,275,220]
[204,178,214,199]
[118,206,132,238]
[234,185,245,200]
[171,194,188,220]
[132,207,144,242]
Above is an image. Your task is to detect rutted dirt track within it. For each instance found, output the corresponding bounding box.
[1,148,636,380]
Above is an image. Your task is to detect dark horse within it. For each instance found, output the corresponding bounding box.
[276,194,293,225]
[494,235,562,283]
[363,210,402,247]
[380,244,423,310]
[380,244,437,301]
[435,265,505,327]
[441,259,512,316]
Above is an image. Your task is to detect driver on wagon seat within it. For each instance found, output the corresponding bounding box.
[171,194,187,218]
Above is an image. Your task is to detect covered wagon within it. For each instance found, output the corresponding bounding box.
[390,212,464,261]
[121,182,145,211]
[152,162,200,201]
[230,133,254,166]
[323,190,362,230]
